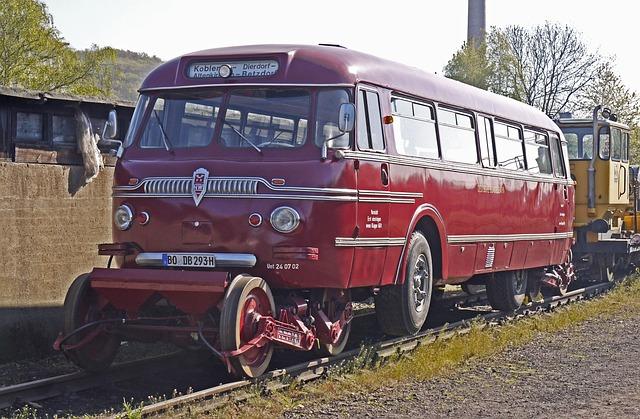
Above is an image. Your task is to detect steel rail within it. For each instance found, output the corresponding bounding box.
[134,280,615,418]
[0,351,183,410]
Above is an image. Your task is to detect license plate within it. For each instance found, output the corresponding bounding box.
[162,253,216,268]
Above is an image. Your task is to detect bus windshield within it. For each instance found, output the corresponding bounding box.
[126,87,352,152]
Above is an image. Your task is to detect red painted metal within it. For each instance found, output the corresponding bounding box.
[70,45,575,365]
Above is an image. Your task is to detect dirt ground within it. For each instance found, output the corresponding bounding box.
[284,312,640,418]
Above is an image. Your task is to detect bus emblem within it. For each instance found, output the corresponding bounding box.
[192,168,209,207]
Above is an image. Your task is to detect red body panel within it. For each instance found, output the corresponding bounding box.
[102,45,574,301]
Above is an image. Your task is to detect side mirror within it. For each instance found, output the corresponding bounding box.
[322,103,355,160]
[338,103,355,132]
[103,109,118,140]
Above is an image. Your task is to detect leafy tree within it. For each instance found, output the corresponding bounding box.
[444,23,601,118]
[0,0,115,96]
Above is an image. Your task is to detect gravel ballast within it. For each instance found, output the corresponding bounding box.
[284,312,640,418]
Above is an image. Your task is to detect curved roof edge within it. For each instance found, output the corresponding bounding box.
[141,44,559,133]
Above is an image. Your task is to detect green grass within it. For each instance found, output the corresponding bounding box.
[176,277,640,419]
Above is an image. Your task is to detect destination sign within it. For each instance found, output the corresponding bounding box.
[187,60,279,79]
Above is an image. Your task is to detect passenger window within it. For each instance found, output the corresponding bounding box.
[437,108,478,164]
[391,98,438,159]
[523,130,552,174]
[357,89,385,151]
[478,116,495,167]
[550,135,566,178]
[611,128,621,161]
[494,122,525,170]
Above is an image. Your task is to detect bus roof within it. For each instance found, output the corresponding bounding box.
[141,44,560,133]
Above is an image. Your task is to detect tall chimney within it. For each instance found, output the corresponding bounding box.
[467,0,486,46]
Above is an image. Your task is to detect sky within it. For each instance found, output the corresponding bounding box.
[42,0,640,93]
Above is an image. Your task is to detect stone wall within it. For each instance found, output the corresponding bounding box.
[0,162,113,361]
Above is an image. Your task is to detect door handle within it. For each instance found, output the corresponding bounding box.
[619,165,627,198]
[381,163,389,186]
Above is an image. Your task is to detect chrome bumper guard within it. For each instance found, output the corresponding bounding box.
[135,252,257,268]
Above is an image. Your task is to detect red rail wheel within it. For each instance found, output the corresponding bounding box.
[318,289,352,356]
[63,273,121,372]
[220,274,275,378]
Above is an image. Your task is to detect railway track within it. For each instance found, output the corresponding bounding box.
[0,281,611,417]
[134,280,614,418]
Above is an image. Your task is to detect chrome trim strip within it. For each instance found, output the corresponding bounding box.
[447,232,574,244]
[135,252,257,268]
[113,193,358,202]
[335,237,407,247]
[358,197,415,203]
[359,190,424,198]
[139,83,355,93]
[340,151,574,186]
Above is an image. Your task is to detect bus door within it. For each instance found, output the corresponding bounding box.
[349,86,390,287]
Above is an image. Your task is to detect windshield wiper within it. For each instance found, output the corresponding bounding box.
[153,110,174,152]
[223,120,262,153]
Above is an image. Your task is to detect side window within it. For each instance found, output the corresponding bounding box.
[565,133,578,159]
[437,108,478,164]
[523,130,552,174]
[356,89,385,151]
[550,135,566,178]
[494,121,525,170]
[52,115,76,145]
[478,116,495,166]
[391,98,438,159]
[15,112,44,142]
[611,127,622,161]
[622,131,629,162]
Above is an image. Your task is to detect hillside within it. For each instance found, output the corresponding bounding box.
[112,49,163,101]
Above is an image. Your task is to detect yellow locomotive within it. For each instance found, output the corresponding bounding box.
[557,106,640,282]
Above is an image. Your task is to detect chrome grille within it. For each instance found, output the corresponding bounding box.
[143,177,259,196]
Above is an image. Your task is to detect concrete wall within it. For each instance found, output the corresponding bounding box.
[0,162,113,361]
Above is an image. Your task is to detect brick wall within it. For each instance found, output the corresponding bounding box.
[0,162,113,361]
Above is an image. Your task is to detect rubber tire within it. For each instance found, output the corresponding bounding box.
[486,270,528,311]
[63,273,120,372]
[461,283,484,295]
[318,290,352,356]
[220,274,276,378]
[375,231,432,336]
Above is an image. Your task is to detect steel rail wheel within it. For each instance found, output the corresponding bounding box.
[220,274,276,378]
[375,231,432,336]
[318,289,352,356]
[63,273,121,372]
[486,270,528,311]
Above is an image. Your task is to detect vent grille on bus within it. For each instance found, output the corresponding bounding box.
[485,244,496,268]
[143,178,259,196]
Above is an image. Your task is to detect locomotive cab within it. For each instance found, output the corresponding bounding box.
[557,108,640,280]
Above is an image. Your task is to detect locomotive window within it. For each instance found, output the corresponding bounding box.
[437,108,478,164]
[494,122,525,170]
[392,98,438,159]
[565,133,578,159]
[523,130,552,175]
[357,89,385,151]
[622,131,629,162]
[478,116,495,167]
[611,128,622,161]
[550,135,566,178]
[599,126,610,160]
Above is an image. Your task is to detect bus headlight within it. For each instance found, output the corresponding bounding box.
[270,206,300,233]
[114,204,134,231]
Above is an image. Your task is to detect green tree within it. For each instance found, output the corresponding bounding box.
[443,41,492,90]
[0,0,115,97]
[444,23,601,118]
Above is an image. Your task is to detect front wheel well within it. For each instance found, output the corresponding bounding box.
[414,216,443,281]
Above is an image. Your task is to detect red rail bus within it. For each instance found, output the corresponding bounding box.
[55,44,575,377]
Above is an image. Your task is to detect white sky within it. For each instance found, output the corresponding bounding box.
[43,0,640,95]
